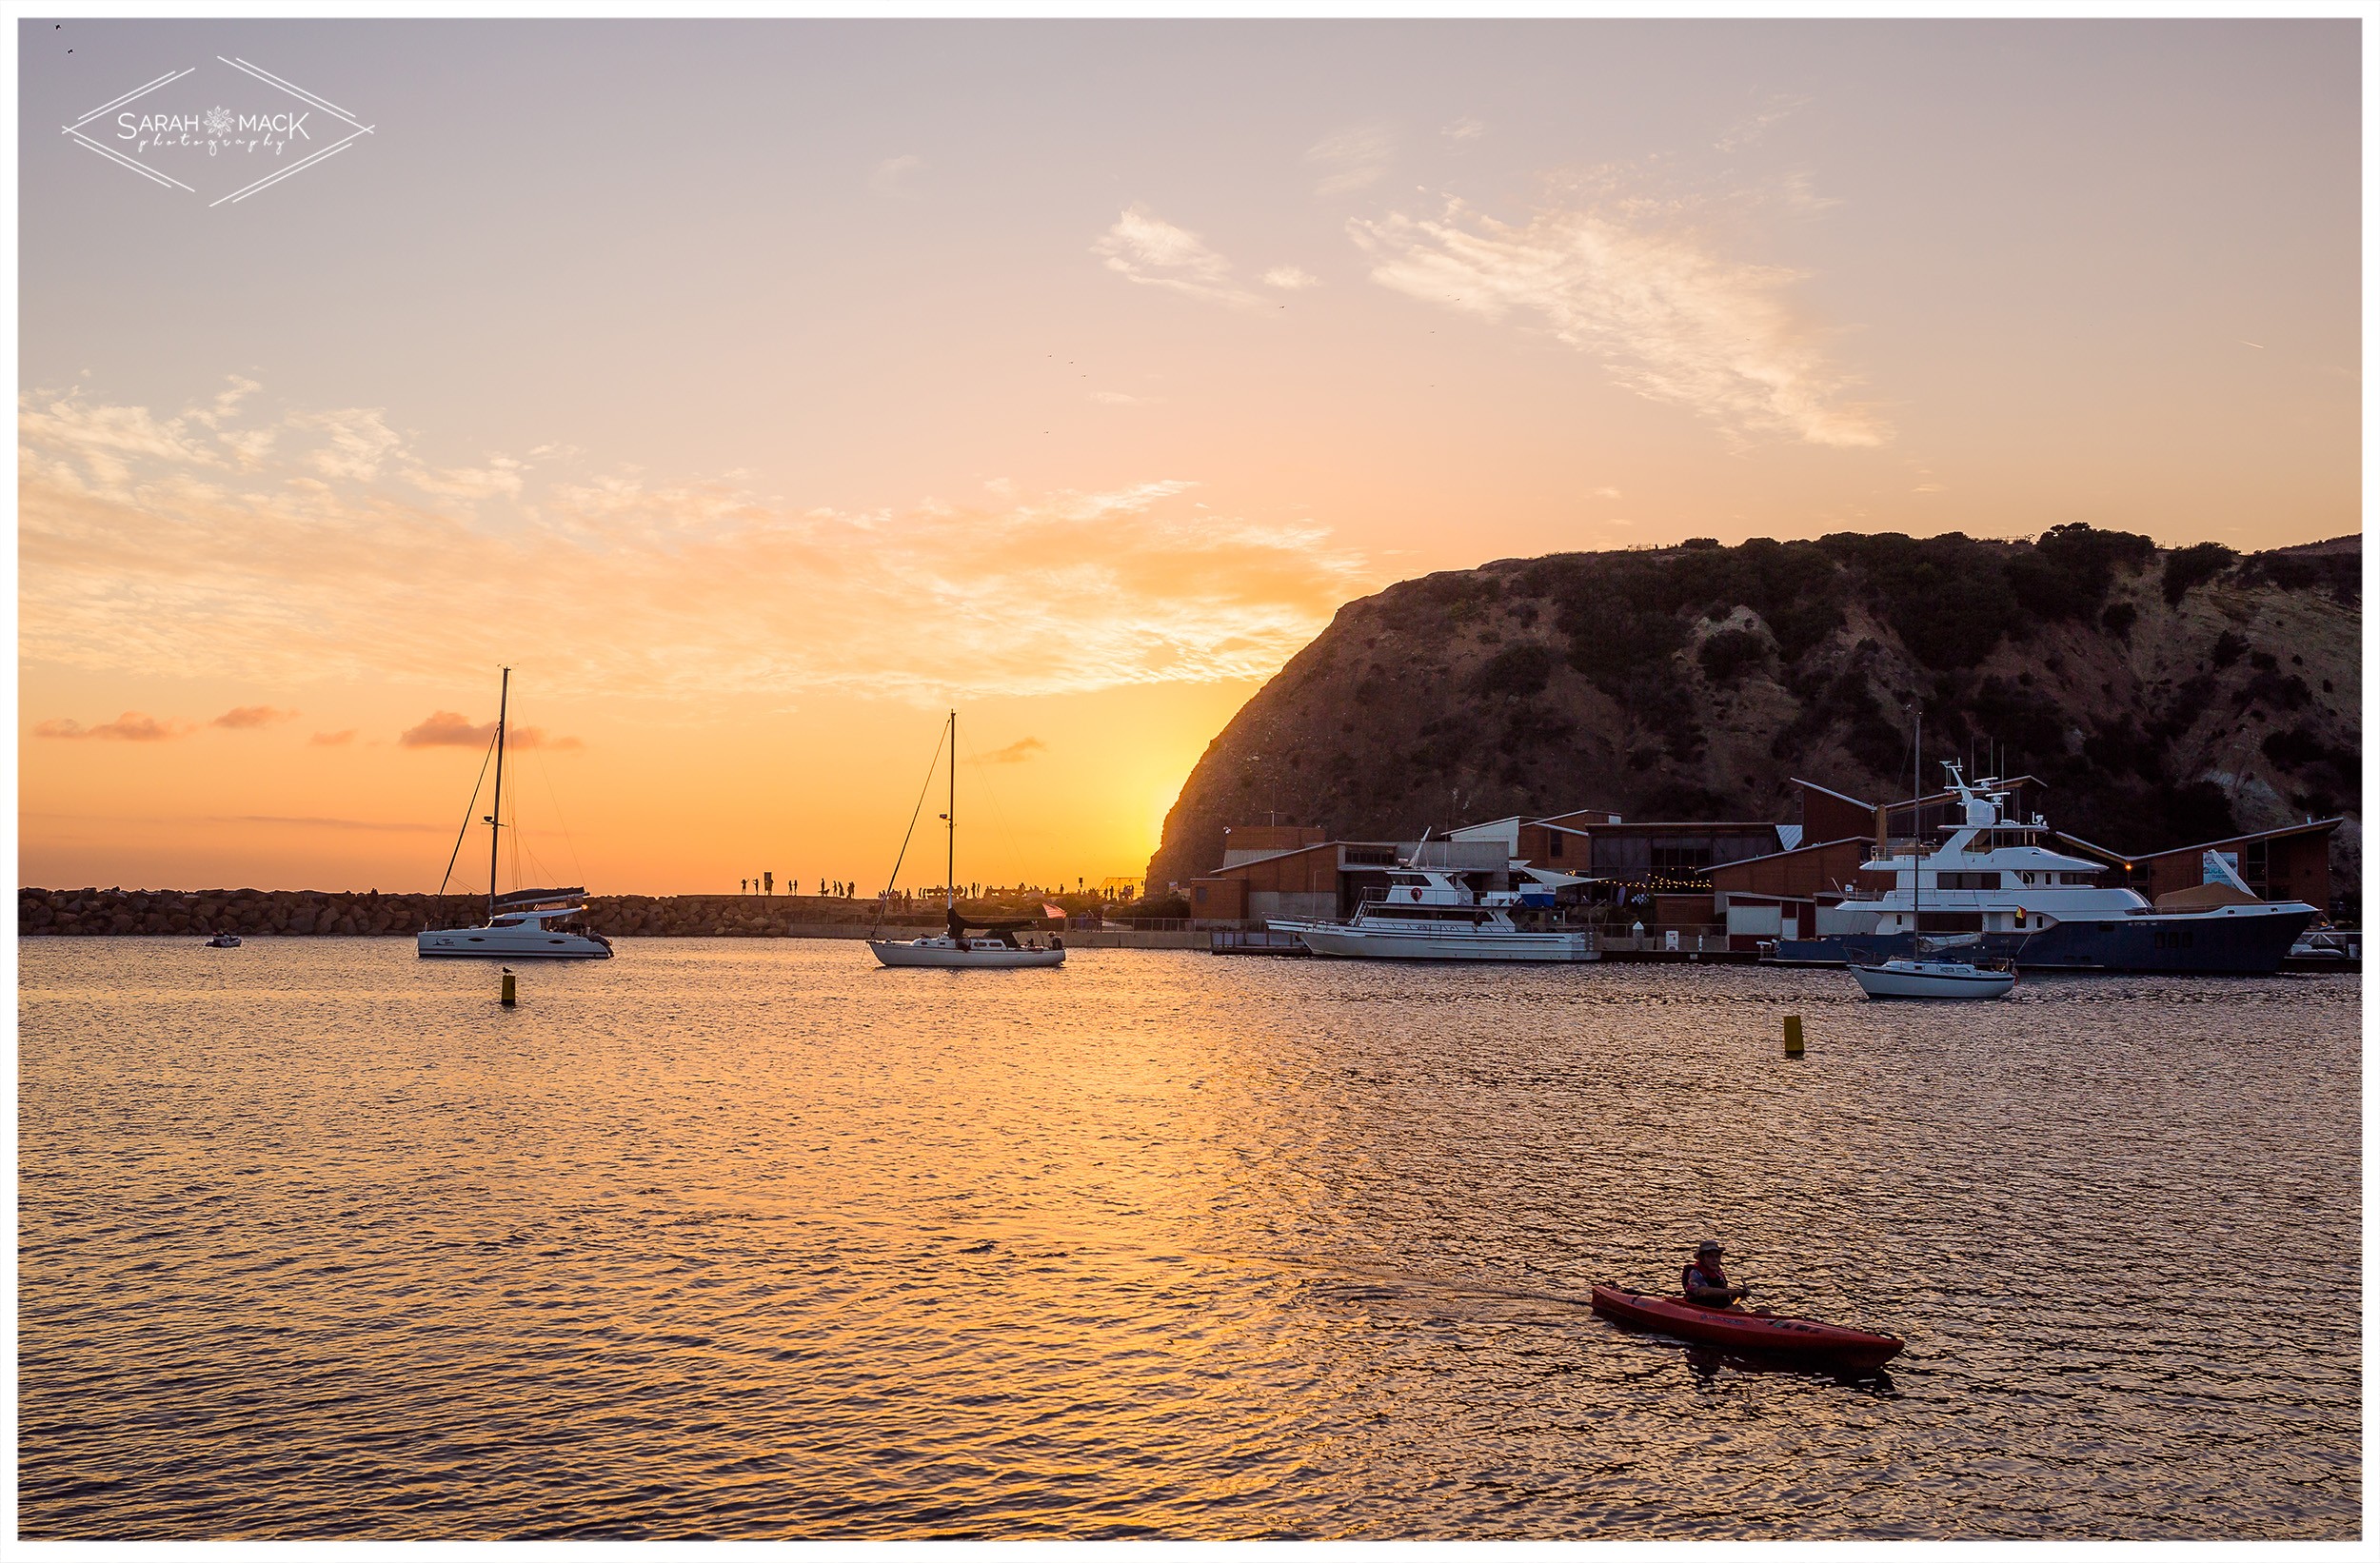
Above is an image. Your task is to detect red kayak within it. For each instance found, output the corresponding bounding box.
[1591,1284,1905,1370]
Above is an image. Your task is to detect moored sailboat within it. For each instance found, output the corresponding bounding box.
[1849,710,2010,999]
[867,710,1065,970]
[416,667,613,960]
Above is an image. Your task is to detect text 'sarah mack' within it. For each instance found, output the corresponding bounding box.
[119,109,309,154]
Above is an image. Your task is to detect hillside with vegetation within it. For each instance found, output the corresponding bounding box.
[1145,529,2360,902]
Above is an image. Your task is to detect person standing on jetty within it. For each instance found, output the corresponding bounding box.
[1683,1240,1754,1306]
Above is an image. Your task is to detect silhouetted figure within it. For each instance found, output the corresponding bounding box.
[945,905,968,944]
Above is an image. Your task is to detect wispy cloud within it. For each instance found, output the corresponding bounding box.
[19,381,1375,705]
[1088,389,1143,406]
[34,711,193,742]
[1306,124,1392,196]
[1351,189,1890,448]
[212,704,297,729]
[398,712,582,751]
[408,454,526,504]
[217,814,441,833]
[289,406,407,482]
[977,737,1046,764]
[309,729,357,746]
[1261,266,1320,291]
[871,153,925,195]
[1442,117,1486,144]
[1092,205,1259,308]
[1715,94,1812,154]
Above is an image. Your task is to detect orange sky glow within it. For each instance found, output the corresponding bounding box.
[16,19,2359,894]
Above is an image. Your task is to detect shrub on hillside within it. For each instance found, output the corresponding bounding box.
[1697,626,1770,683]
[2008,524,2156,622]
[2162,542,2239,605]
[2235,546,2359,607]
[1820,531,2023,670]
[1472,641,1554,700]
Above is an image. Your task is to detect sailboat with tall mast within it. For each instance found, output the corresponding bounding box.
[867,709,1065,969]
[417,666,613,960]
[1849,707,2012,999]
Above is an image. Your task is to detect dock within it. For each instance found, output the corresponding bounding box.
[1209,929,1312,957]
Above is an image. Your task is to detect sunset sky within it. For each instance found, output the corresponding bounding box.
[16,18,2360,895]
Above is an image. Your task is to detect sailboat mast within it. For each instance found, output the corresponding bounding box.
[1912,707,1922,936]
[488,666,509,922]
[945,708,956,909]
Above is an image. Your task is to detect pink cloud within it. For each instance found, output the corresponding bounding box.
[212,704,298,729]
[399,711,581,750]
[34,711,193,742]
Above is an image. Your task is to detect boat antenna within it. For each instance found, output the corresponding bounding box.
[486,666,509,923]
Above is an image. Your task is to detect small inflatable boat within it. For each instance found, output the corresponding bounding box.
[1591,1284,1904,1370]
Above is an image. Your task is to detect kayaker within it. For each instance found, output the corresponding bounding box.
[1682,1240,1755,1306]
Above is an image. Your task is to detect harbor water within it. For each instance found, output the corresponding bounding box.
[17,939,2361,1539]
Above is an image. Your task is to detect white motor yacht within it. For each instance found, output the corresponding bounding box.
[1788,762,2317,975]
[1272,863,1596,961]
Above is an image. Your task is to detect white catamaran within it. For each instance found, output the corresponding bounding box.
[416,667,613,960]
[868,710,1065,970]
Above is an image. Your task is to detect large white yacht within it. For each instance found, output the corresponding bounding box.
[1779,764,2316,974]
[1270,863,1597,961]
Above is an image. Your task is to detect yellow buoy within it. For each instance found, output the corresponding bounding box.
[501,970,517,1007]
[1783,1015,1804,1058]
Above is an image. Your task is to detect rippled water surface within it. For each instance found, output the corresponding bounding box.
[17,939,2361,1538]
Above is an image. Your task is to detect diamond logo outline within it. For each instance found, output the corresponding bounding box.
[61,56,374,206]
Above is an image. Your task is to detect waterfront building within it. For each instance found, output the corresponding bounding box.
[1186,777,2343,940]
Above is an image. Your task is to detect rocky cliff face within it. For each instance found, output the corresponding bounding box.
[1146,530,2361,901]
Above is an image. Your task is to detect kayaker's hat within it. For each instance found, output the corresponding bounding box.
[1695,1240,1723,1256]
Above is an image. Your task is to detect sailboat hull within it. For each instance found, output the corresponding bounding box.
[417,929,613,959]
[1850,959,2013,999]
[869,937,1064,969]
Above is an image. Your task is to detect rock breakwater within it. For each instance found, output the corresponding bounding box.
[17,888,942,939]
